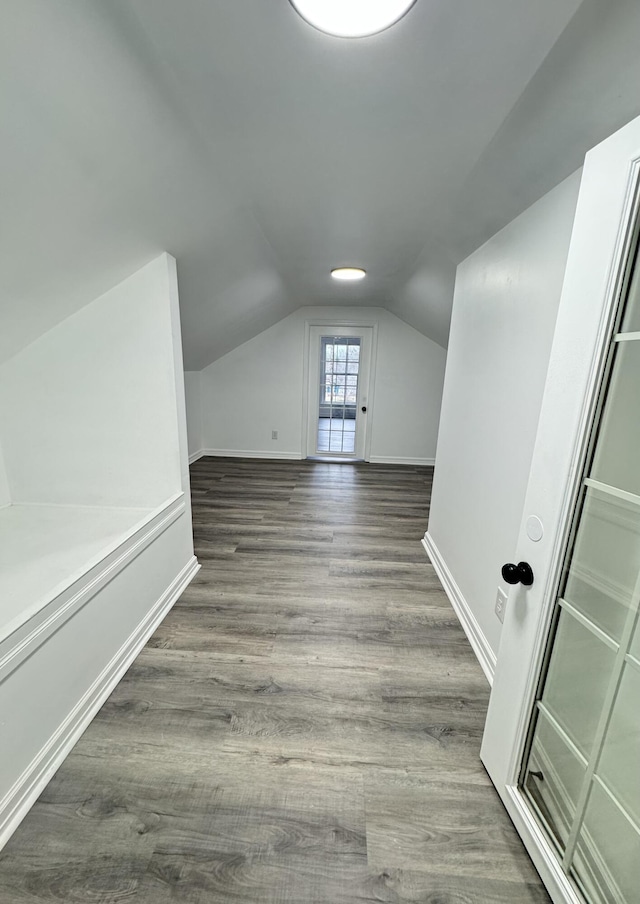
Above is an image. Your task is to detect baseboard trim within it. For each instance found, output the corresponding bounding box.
[199,449,302,461]
[369,455,435,466]
[193,451,433,466]
[0,555,200,852]
[422,532,496,685]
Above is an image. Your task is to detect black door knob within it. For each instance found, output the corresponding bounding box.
[361,406,367,413]
[501,561,534,586]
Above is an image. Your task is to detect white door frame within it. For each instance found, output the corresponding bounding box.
[302,320,378,460]
[481,115,640,904]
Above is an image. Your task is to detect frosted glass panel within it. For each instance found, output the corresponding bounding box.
[619,245,640,333]
[524,710,586,848]
[563,487,640,642]
[598,662,640,826]
[541,611,616,758]
[629,617,640,662]
[591,342,640,496]
[572,780,640,904]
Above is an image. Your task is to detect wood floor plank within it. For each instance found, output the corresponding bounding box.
[364,770,542,883]
[0,457,549,903]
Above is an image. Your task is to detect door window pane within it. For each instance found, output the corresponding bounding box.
[591,341,640,497]
[597,661,640,826]
[524,709,586,849]
[629,617,640,662]
[563,487,640,643]
[541,610,616,758]
[619,243,640,333]
[332,375,346,403]
[572,780,640,904]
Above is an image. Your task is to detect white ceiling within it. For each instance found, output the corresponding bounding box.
[2,0,640,369]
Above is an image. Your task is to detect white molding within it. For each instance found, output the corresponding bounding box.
[200,449,301,461]
[0,555,199,852]
[369,455,435,466]
[188,449,205,464]
[0,494,186,680]
[422,532,496,684]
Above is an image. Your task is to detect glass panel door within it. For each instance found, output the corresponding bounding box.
[520,235,640,902]
[316,336,361,455]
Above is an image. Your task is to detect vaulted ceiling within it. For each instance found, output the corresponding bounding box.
[2,0,640,369]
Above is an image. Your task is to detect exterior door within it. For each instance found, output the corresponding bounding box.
[481,113,640,904]
[304,325,374,460]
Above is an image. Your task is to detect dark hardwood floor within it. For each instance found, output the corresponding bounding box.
[0,458,550,903]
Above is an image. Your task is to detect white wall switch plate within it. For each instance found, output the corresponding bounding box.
[495,588,508,623]
[271,430,278,440]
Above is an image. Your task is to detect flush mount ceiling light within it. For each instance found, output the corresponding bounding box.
[290,0,416,38]
[331,267,366,281]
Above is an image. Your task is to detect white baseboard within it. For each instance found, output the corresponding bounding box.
[192,450,433,466]
[0,555,200,851]
[369,455,435,466]
[422,532,496,685]
[199,449,302,461]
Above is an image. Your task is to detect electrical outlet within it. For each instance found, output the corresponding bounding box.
[271,430,278,440]
[495,588,507,624]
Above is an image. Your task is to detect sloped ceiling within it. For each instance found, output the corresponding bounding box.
[2,0,640,370]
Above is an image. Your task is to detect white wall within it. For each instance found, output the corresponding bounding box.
[184,371,203,459]
[0,253,197,851]
[0,256,183,509]
[198,306,446,464]
[0,441,10,509]
[427,170,582,667]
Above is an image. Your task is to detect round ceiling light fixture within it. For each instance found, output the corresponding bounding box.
[290,0,417,38]
[331,267,367,281]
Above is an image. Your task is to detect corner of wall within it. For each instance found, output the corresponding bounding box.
[184,371,204,462]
